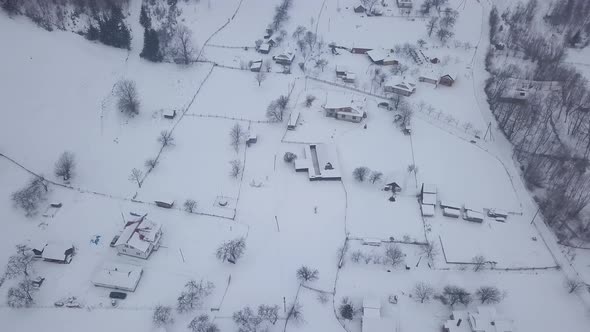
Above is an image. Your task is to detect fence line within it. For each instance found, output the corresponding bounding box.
[183,113,271,124]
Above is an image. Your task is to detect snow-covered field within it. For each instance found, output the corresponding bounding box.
[1,0,590,331]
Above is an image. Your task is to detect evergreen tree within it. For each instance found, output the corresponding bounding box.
[140,28,162,62]
[139,4,151,28]
[1,0,20,15]
[86,24,100,41]
[98,4,131,49]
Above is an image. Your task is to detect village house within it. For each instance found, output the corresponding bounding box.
[273,50,295,65]
[113,216,163,259]
[294,144,341,181]
[367,49,398,65]
[41,242,75,264]
[362,297,397,332]
[250,60,263,72]
[439,73,457,86]
[396,0,413,8]
[323,93,366,123]
[384,77,416,96]
[443,306,514,332]
[92,262,144,292]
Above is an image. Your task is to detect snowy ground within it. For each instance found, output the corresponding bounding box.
[2,0,590,331]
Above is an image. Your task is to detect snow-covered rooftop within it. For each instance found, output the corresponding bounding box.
[42,242,73,261]
[92,262,143,292]
[114,217,162,253]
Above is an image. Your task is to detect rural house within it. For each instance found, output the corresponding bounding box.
[367,49,398,65]
[92,262,144,292]
[114,216,163,259]
[323,93,366,122]
[294,144,341,181]
[443,306,514,332]
[273,50,295,65]
[361,297,397,332]
[384,77,416,96]
[439,73,457,86]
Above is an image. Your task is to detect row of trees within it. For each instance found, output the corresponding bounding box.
[349,244,405,267]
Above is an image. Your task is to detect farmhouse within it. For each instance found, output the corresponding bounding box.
[362,297,397,332]
[42,243,75,264]
[419,69,440,85]
[114,216,163,259]
[273,50,295,65]
[396,0,413,8]
[294,144,341,181]
[92,262,143,292]
[367,49,398,65]
[258,42,271,54]
[323,93,366,122]
[439,73,457,86]
[250,60,263,72]
[443,306,514,332]
[384,77,416,96]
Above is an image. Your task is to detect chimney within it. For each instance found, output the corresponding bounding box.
[457,319,462,327]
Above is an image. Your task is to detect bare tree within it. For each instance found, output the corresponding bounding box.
[7,279,37,308]
[303,31,316,50]
[258,304,280,325]
[188,314,220,332]
[230,123,245,152]
[216,237,246,263]
[353,167,370,182]
[315,58,328,72]
[292,25,306,40]
[565,278,584,294]
[399,102,414,126]
[389,93,406,111]
[5,245,34,279]
[145,158,158,171]
[128,168,143,188]
[233,307,262,332]
[175,25,195,65]
[54,151,75,181]
[305,95,316,107]
[255,68,267,87]
[12,176,48,217]
[413,282,435,303]
[338,297,355,320]
[284,152,297,163]
[177,279,215,313]
[266,95,289,122]
[115,79,140,116]
[426,17,438,37]
[286,301,304,325]
[369,171,383,184]
[184,199,197,213]
[472,255,487,272]
[384,244,405,267]
[420,239,439,262]
[475,286,503,304]
[436,28,454,43]
[296,266,319,283]
[153,305,174,327]
[441,285,472,306]
[158,130,175,147]
[229,159,242,178]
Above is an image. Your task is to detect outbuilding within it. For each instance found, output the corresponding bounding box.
[42,243,75,264]
[439,73,457,86]
[163,109,177,119]
[92,262,143,292]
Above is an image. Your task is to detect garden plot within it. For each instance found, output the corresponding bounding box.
[136,117,242,217]
[430,212,556,268]
[336,264,590,332]
[0,16,214,196]
[187,67,297,121]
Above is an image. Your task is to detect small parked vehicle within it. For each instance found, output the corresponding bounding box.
[109,291,127,300]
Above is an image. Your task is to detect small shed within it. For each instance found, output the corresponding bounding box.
[343,72,356,83]
[422,192,437,206]
[422,183,437,194]
[154,200,174,209]
[163,109,177,119]
[92,262,143,292]
[439,73,457,86]
[443,207,461,218]
[247,134,257,145]
[336,65,348,78]
[464,209,484,223]
[353,5,366,13]
[351,47,373,54]
[421,204,435,217]
[384,182,401,192]
[250,60,263,72]
[287,111,300,130]
[362,238,382,246]
[258,42,271,54]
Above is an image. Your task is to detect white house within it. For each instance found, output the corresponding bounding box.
[114,216,162,259]
[323,93,366,123]
[384,77,417,96]
[443,306,514,332]
[92,262,144,292]
[273,49,295,65]
[294,144,341,181]
[362,297,397,332]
